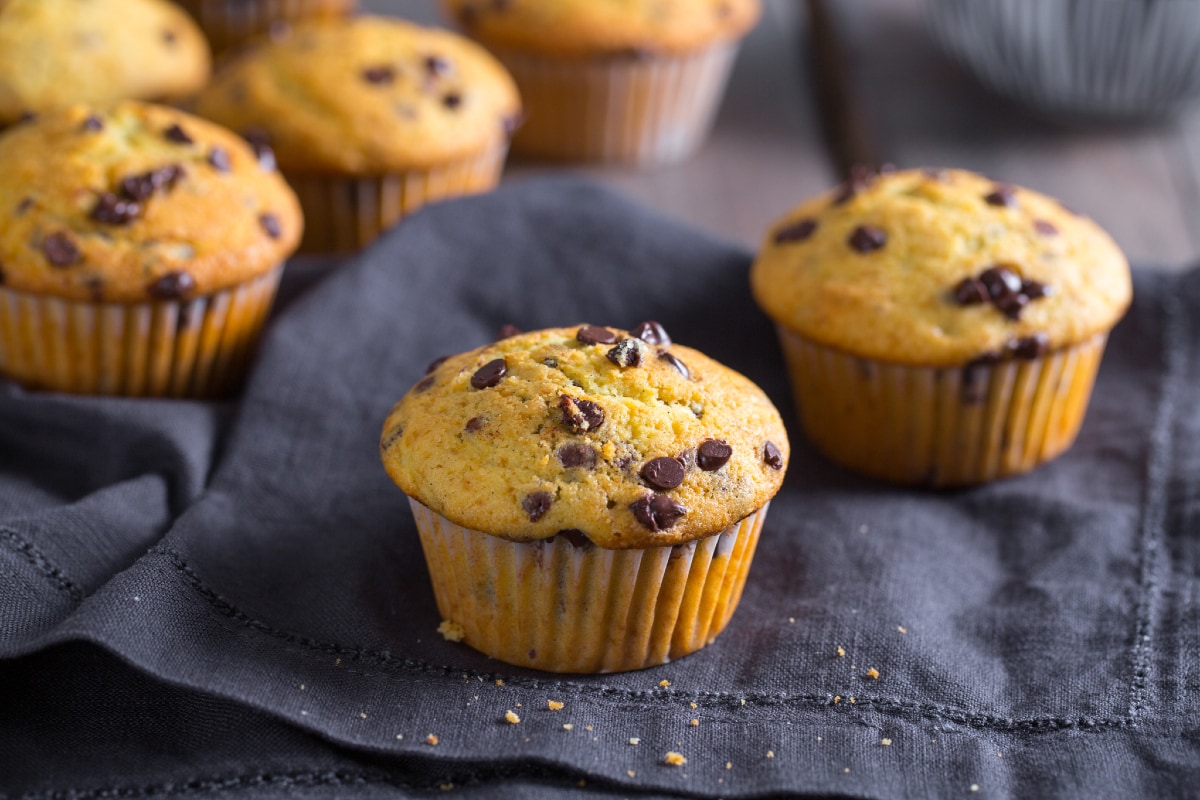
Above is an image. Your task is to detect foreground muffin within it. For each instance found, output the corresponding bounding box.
[195,17,521,253]
[443,0,759,165]
[381,323,788,673]
[0,0,210,127]
[751,167,1131,486]
[0,102,302,397]
[174,0,354,56]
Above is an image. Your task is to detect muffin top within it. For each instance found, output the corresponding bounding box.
[0,102,302,303]
[0,0,210,126]
[194,17,521,175]
[751,168,1132,367]
[442,0,761,57]
[381,324,788,549]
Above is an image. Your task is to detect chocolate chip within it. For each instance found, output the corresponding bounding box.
[496,323,522,340]
[522,491,553,522]
[763,441,784,470]
[640,457,686,491]
[425,355,450,374]
[696,439,732,471]
[606,338,644,368]
[242,129,276,171]
[443,92,463,110]
[994,292,1028,320]
[1010,333,1049,360]
[259,213,281,239]
[984,184,1016,208]
[1021,279,1050,300]
[146,270,195,300]
[773,218,818,244]
[207,147,231,172]
[16,111,35,125]
[555,529,592,549]
[557,443,597,469]
[952,277,988,305]
[424,54,451,76]
[362,65,396,85]
[42,232,81,268]
[81,115,104,132]
[658,350,690,379]
[847,225,886,253]
[1034,219,1059,236]
[577,325,617,345]
[630,494,687,532]
[413,375,436,393]
[120,165,185,201]
[162,29,177,46]
[163,124,193,145]
[465,416,485,432]
[559,395,604,434]
[90,193,141,225]
[979,266,1022,299]
[632,321,671,346]
[470,358,507,389]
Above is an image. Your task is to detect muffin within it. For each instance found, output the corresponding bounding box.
[751,168,1131,487]
[174,0,354,56]
[0,0,211,127]
[380,323,788,673]
[0,102,302,397]
[195,17,521,253]
[442,0,760,166]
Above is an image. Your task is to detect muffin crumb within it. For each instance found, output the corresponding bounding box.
[547,700,564,711]
[505,710,520,724]
[426,734,439,746]
[866,668,880,680]
[663,751,687,766]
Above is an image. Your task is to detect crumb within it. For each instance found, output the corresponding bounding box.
[690,701,698,709]
[834,696,841,705]
[335,658,341,666]
[585,725,594,731]
[659,680,671,687]
[690,719,699,726]
[881,738,892,746]
[547,700,564,711]
[627,770,636,778]
[426,734,439,746]
[663,751,687,766]
[849,697,857,704]
[836,646,846,658]
[766,750,775,759]
[629,737,640,745]
[997,752,1003,758]
[866,668,880,680]
[524,737,530,743]
[577,780,586,787]
[817,737,822,742]
[898,626,907,634]
[516,703,522,707]
[844,768,851,774]
[789,617,795,623]
[718,778,724,784]
[359,712,367,719]
[563,724,573,730]
[495,679,504,686]
[395,734,403,740]
[299,684,305,690]
[740,698,746,706]
[970,785,979,793]
[439,783,453,792]
[505,710,520,724]
[725,762,732,770]
[931,739,936,743]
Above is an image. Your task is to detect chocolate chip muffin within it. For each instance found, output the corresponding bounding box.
[0,0,211,126]
[380,323,788,673]
[194,16,521,253]
[174,0,354,56]
[443,0,760,165]
[751,167,1132,486]
[0,102,302,397]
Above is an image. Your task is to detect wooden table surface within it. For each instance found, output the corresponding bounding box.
[371,0,1200,272]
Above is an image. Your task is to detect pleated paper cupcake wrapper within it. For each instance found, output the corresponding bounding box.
[288,144,508,254]
[177,0,355,55]
[410,499,768,674]
[777,326,1108,487]
[0,266,281,398]
[495,42,739,166]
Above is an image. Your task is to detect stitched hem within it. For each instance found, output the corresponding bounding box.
[0,526,81,602]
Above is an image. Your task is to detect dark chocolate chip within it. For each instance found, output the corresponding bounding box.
[163,124,193,145]
[577,325,617,345]
[979,266,1022,299]
[90,193,141,225]
[696,439,732,471]
[984,184,1016,208]
[640,457,686,491]
[995,292,1028,320]
[465,416,485,432]
[606,338,644,367]
[259,213,281,239]
[146,270,195,300]
[42,232,81,268]
[1021,279,1049,300]
[442,92,463,110]
[557,443,597,469]
[556,529,592,548]
[658,350,690,379]
[1010,333,1049,360]
[773,218,818,244]
[207,147,231,172]
[362,65,396,85]
[763,441,784,470]
[380,425,403,451]
[952,277,988,305]
[413,375,436,393]
[425,355,449,374]
[424,54,451,76]
[496,323,522,340]
[81,115,104,132]
[470,358,507,389]
[559,395,605,434]
[1034,219,1059,236]
[632,320,671,346]
[242,129,276,170]
[522,491,553,522]
[120,165,185,201]
[630,494,687,532]
[847,225,886,253]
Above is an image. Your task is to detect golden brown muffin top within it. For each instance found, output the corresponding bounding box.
[751,168,1132,367]
[0,0,210,126]
[194,16,521,175]
[442,0,760,57]
[0,102,302,303]
[381,324,788,549]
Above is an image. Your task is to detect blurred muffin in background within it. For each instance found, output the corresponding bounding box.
[195,16,521,253]
[174,0,354,56]
[442,0,759,166]
[0,0,210,127]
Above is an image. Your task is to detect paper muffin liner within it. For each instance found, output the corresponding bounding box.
[409,498,768,674]
[287,143,508,254]
[494,41,739,166]
[776,326,1109,487]
[0,266,281,398]
[176,0,355,55]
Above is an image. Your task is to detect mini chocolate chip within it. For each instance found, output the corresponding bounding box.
[952,277,988,305]
[443,92,463,110]
[577,325,617,345]
[1021,279,1050,300]
[424,54,451,76]
[91,193,141,225]
[522,491,552,522]
[497,323,522,340]
[979,266,1022,299]
[362,65,396,84]
[146,270,195,300]
[1010,333,1049,360]
[465,416,485,432]
[559,395,605,434]
[557,443,597,469]
[120,165,185,201]
[984,184,1016,208]
[847,225,886,253]
[774,218,818,244]
[632,321,671,346]
[630,494,687,532]
[1034,219,1059,236]
[696,439,733,471]
[81,115,104,132]
[995,292,1028,320]
[606,338,644,367]
[470,358,507,389]
[163,123,193,145]
[259,213,281,239]
[207,147,231,172]
[425,355,450,374]
[556,529,592,549]
[42,232,81,268]
[413,375,436,393]
[763,441,784,470]
[242,129,276,170]
[640,457,686,491]
[658,350,690,379]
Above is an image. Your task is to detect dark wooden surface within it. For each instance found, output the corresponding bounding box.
[370,0,1200,271]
